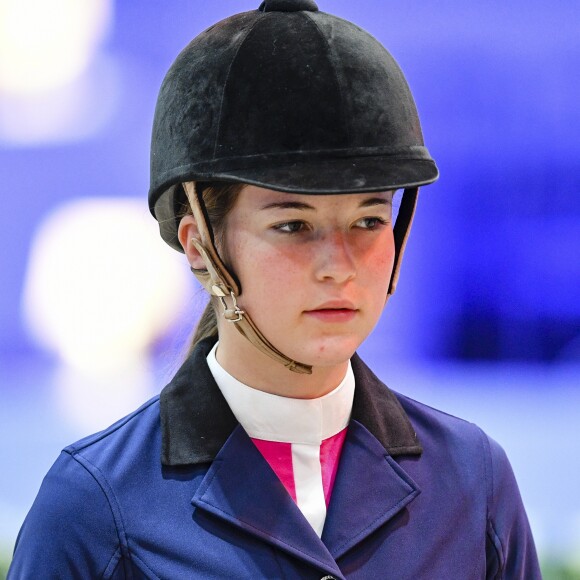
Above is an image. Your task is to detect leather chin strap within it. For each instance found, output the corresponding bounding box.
[388,186,419,297]
[183,181,418,375]
[183,182,312,374]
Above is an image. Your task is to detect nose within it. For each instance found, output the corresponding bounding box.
[314,230,356,284]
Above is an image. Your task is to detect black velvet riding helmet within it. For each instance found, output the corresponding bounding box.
[149,0,439,251]
[148,0,439,373]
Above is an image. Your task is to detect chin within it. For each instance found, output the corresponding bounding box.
[291,334,364,369]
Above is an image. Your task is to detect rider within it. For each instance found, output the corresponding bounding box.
[9,1,540,578]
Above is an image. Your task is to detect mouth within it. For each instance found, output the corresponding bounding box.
[304,301,357,322]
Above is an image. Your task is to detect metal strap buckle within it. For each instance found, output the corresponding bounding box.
[219,291,245,323]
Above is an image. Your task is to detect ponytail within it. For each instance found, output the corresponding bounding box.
[187,300,218,356]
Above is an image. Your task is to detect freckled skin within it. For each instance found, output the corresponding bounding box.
[181,185,395,398]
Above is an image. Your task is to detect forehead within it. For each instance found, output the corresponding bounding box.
[236,185,393,211]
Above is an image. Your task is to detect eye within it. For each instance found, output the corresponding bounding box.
[354,216,388,230]
[272,221,308,234]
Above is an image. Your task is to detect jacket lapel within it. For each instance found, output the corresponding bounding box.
[320,356,423,559]
[161,340,423,573]
[160,337,237,465]
[192,425,345,579]
[350,353,422,457]
[321,420,421,559]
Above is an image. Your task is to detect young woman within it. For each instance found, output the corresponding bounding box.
[9,1,541,578]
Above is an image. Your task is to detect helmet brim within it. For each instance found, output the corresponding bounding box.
[152,154,439,252]
[211,156,439,195]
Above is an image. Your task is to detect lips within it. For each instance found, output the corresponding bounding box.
[304,300,357,322]
[308,300,356,311]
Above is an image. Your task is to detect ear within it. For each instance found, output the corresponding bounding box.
[178,214,207,270]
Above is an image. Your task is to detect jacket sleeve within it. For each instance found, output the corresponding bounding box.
[8,451,124,580]
[484,434,541,580]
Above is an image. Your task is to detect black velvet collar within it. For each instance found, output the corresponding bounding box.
[160,337,422,466]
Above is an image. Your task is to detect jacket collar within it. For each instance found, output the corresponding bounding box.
[160,337,422,466]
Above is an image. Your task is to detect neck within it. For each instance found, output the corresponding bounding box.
[215,331,349,399]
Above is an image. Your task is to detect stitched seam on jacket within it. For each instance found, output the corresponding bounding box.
[487,518,505,580]
[272,545,290,580]
[129,551,162,580]
[476,424,493,525]
[69,451,130,577]
[70,397,159,453]
[480,427,505,577]
[103,547,122,579]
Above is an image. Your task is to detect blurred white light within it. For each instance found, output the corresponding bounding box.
[0,54,119,146]
[0,0,113,95]
[22,198,192,373]
[53,357,156,433]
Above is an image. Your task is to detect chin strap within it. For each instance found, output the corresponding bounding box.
[388,187,419,298]
[183,182,312,374]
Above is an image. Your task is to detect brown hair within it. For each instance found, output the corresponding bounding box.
[178,181,245,355]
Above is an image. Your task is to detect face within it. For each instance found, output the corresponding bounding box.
[218,186,395,372]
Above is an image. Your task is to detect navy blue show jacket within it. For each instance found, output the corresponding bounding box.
[9,338,541,579]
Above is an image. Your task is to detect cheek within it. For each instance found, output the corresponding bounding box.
[362,233,395,280]
[231,237,309,304]
[378,250,396,281]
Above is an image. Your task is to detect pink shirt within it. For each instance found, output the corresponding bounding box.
[207,343,354,537]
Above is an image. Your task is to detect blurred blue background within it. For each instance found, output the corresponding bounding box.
[0,0,578,574]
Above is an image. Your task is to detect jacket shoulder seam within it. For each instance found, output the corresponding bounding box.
[394,392,480,428]
[479,427,506,577]
[66,396,160,454]
[102,546,123,579]
[486,516,505,579]
[66,450,130,568]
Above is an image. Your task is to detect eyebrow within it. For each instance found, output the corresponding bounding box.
[260,201,315,211]
[259,196,392,211]
[359,197,392,208]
